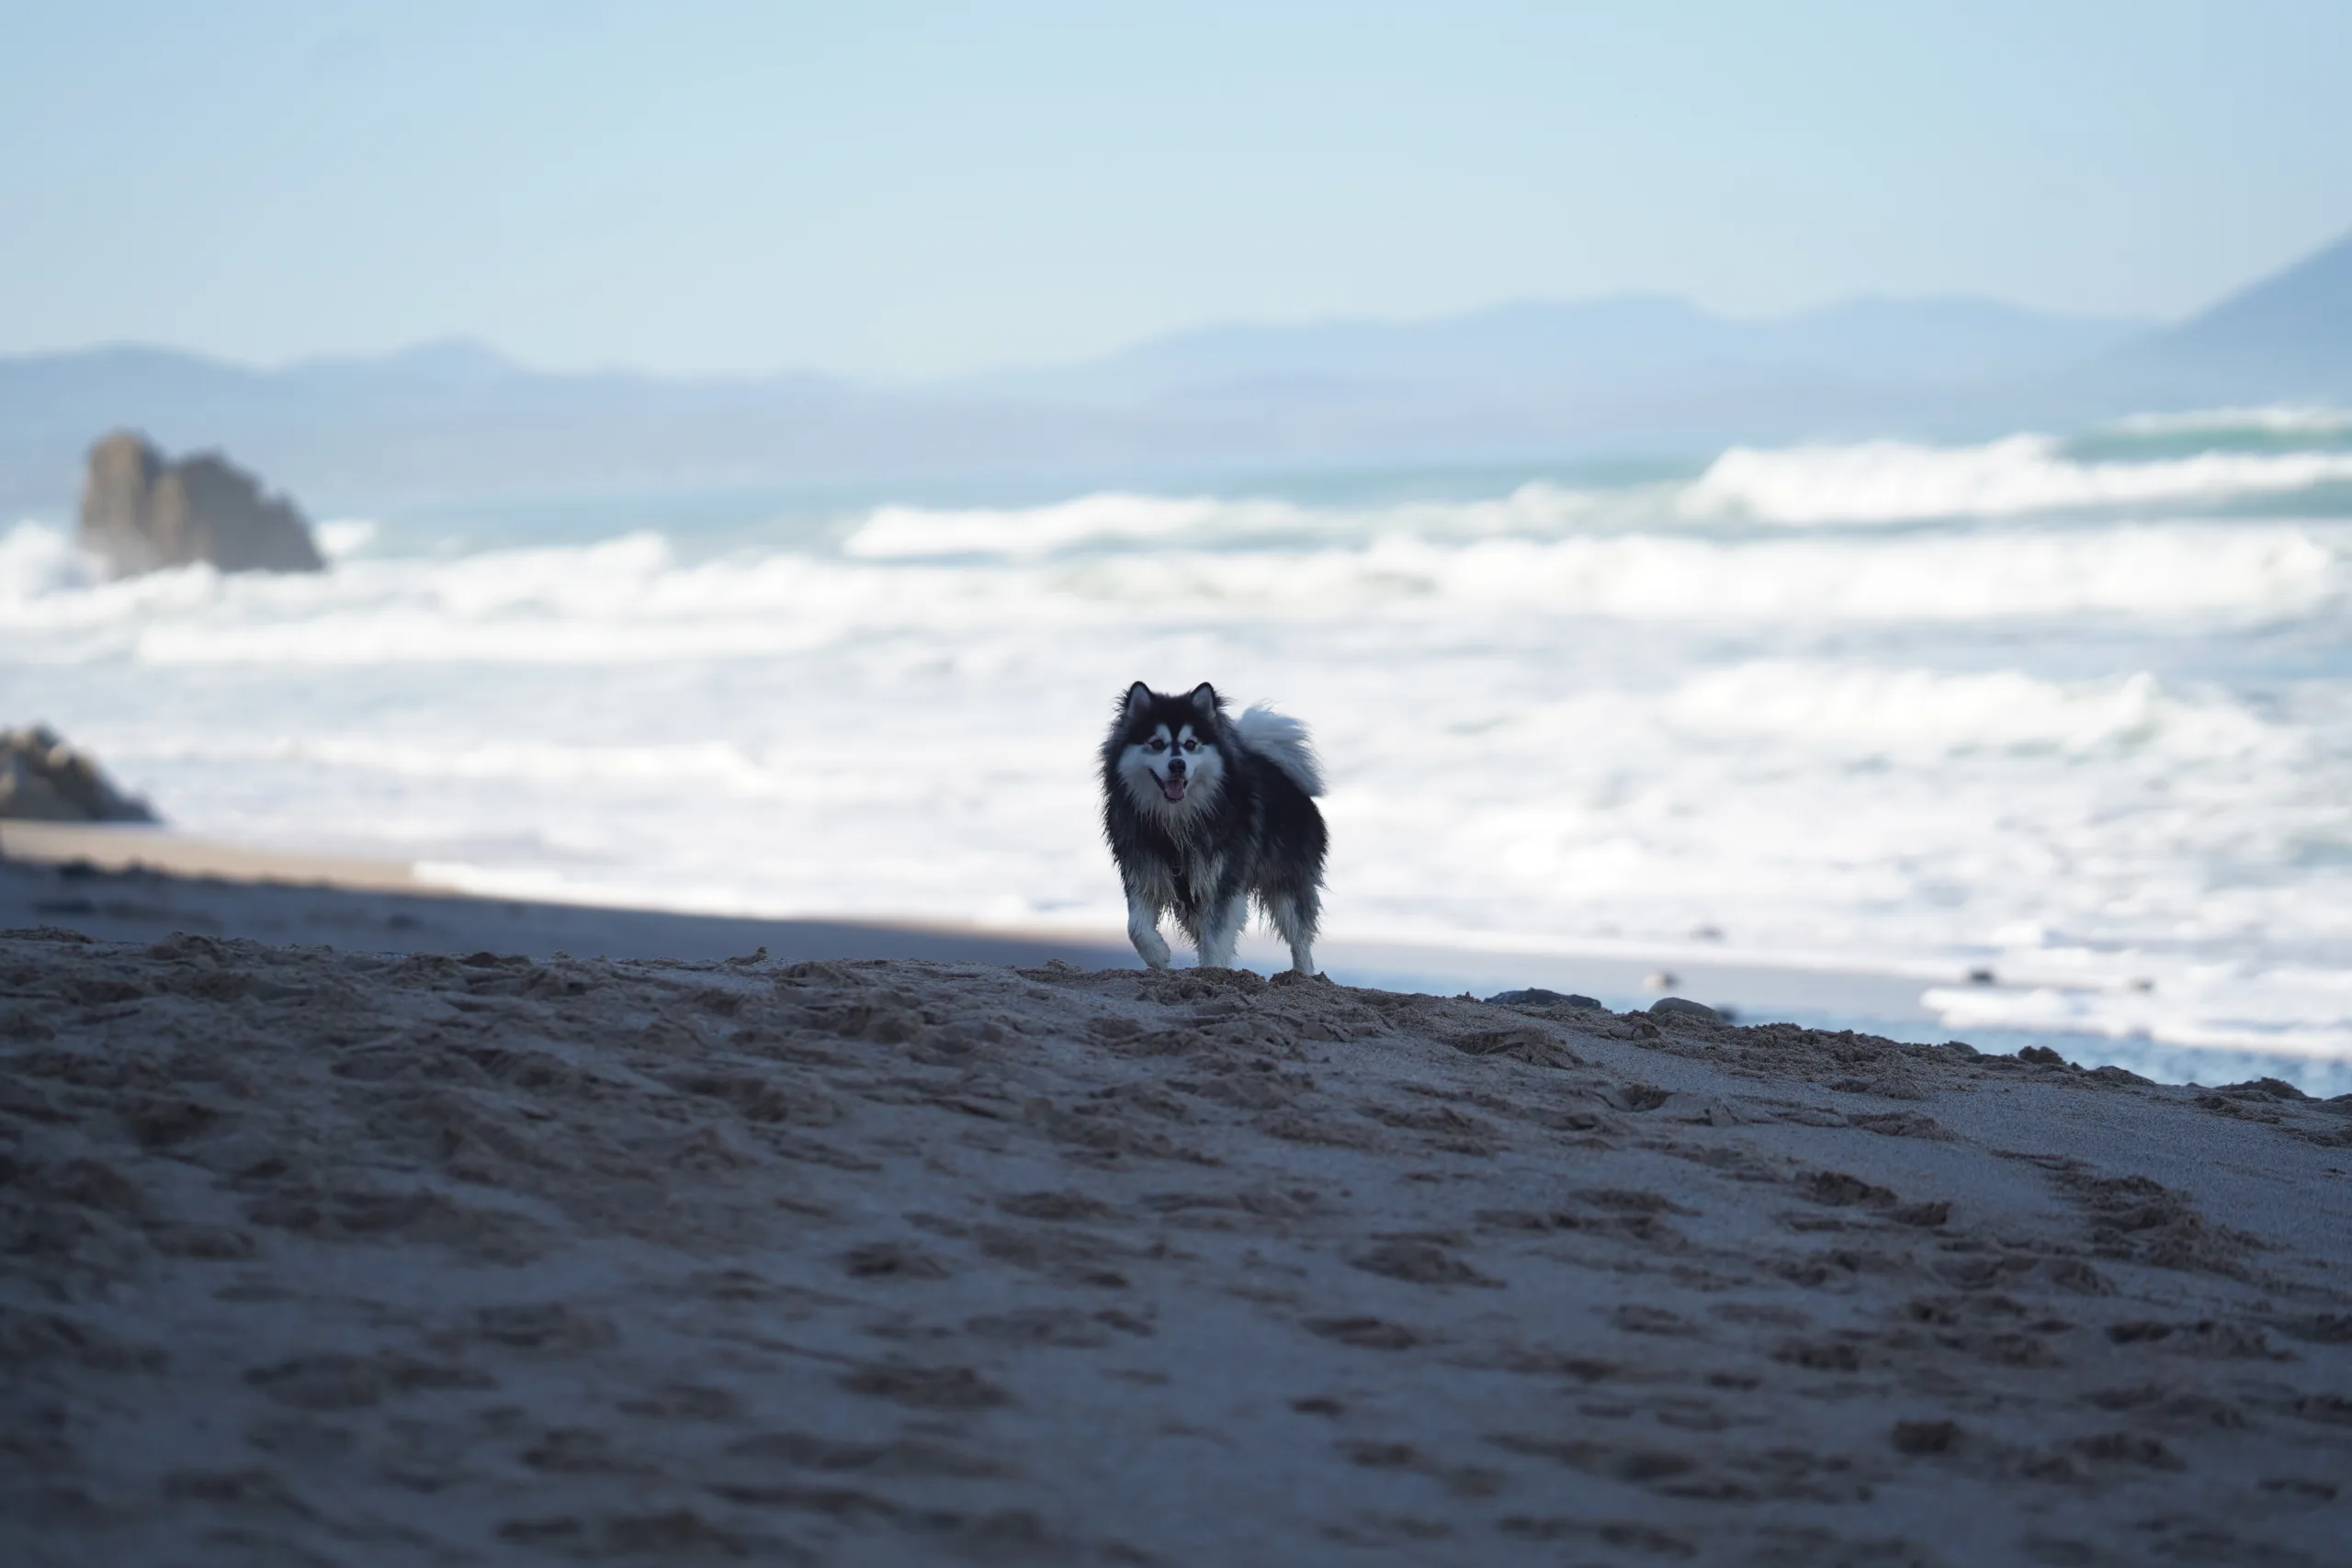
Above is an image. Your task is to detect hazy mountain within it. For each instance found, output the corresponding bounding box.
[956,294,2156,468]
[987,295,2149,406]
[2095,227,2352,401]
[0,342,1129,513]
[1,230,2346,512]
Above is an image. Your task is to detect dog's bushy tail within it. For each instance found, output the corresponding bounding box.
[1235,705,1324,796]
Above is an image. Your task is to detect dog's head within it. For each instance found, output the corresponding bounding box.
[1109,681,1227,815]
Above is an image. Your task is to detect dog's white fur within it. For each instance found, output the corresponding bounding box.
[1234,704,1324,796]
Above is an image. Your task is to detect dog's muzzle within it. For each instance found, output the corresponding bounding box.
[1159,761,1188,802]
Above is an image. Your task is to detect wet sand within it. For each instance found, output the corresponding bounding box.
[0,823,1132,970]
[4,924,2348,1565]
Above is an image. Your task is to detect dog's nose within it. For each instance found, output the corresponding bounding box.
[1167,757,1186,777]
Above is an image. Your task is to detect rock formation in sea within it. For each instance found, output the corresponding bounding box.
[0,725,159,821]
[76,431,324,576]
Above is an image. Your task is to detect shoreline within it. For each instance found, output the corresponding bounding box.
[0,819,1984,1010]
[7,821,2345,1095]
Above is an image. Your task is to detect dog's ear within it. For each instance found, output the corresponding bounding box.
[1125,682,1154,720]
[1188,682,1219,716]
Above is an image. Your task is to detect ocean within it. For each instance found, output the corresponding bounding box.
[8,409,2352,1093]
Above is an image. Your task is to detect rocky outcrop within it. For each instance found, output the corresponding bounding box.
[0,726,159,821]
[77,432,324,576]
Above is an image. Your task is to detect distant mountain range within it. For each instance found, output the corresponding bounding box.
[3,229,2346,513]
[978,294,2153,404]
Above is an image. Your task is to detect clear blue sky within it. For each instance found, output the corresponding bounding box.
[3,1,2347,378]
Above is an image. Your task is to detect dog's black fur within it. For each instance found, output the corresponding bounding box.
[1100,681,1327,973]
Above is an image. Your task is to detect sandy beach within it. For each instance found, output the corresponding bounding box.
[0,823,1135,972]
[5,910,2348,1565]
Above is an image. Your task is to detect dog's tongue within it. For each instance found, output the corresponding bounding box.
[1160,778,1187,802]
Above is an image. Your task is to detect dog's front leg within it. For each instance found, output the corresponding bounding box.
[1125,889,1172,970]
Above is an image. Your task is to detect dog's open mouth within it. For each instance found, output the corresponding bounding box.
[1159,775,1188,802]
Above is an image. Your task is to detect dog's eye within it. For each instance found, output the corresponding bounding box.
[1145,739,1167,752]
[1182,739,1199,752]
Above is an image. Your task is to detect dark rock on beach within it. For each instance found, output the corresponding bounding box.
[1487,987,1604,1010]
[77,430,324,577]
[0,725,158,822]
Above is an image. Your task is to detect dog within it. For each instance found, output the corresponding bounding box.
[1100,681,1328,973]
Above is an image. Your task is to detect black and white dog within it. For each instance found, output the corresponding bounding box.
[1100,681,1328,973]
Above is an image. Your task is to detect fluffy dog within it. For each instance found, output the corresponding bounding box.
[1100,681,1328,973]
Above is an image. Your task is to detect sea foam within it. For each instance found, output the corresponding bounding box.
[1682,434,2352,524]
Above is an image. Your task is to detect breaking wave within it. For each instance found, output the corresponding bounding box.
[2,518,2337,671]
[2105,405,2352,436]
[1680,434,2352,525]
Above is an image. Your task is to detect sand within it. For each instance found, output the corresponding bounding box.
[0,824,1131,971]
[4,921,2349,1566]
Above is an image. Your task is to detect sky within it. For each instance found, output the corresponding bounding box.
[2,1,2349,379]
